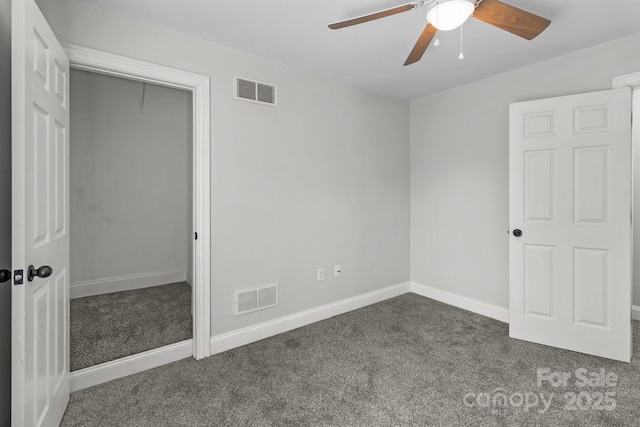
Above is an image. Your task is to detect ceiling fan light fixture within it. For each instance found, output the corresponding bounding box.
[426,0,475,31]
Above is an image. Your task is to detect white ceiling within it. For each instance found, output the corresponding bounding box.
[74,0,640,100]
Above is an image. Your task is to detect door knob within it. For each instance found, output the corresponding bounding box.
[27,265,53,282]
[0,270,10,283]
[512,229,523,237]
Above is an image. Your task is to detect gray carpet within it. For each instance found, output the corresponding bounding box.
[70,282,192,371]
[62,293,640,426]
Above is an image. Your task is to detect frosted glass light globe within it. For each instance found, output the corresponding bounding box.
[426,0,475,31]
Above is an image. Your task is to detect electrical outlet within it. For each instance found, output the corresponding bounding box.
[334,265,341,278]
[317,268,324,282]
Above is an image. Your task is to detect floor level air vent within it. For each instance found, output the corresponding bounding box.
[235,283,279,315]
[234,76,277,106]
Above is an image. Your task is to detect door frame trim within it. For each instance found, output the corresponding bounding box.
[63,44,211,360]
[614,72,640,322]
[612,71,640,89]
[70,340,193,391]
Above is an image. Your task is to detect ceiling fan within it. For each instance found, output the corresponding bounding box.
[328,0,551,66]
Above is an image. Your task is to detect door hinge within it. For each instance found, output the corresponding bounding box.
[14,269,24,285]
[194,232,198,240]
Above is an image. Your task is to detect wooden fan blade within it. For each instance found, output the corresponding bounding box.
[404,23,437,66]
[473,0,550,40]
[329,3,416,29]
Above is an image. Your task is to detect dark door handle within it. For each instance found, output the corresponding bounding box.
[27,265,53,282]
[512,229,522,237]
[0,270,10,283]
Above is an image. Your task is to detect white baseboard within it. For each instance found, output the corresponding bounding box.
[210,282,412,355]
[185,269,193,287]
[70,268,187,299]
[633,305,640,321]
[70,340,193,392]
[410,281,509,323]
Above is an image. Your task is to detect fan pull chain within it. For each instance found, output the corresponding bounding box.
[458,24,464,59]
[433,1,440,47]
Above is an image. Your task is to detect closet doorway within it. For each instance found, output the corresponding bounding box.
[65,45,211,391]
[69,69,193,371]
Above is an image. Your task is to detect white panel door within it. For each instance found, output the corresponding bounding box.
[12,0,70,425]
[509,88,632,362]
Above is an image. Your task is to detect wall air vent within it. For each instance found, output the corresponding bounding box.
[235,282,279,315]
[234,76,277,107]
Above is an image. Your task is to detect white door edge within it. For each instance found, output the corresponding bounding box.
[63,44,212,360]
[614,71,640,336]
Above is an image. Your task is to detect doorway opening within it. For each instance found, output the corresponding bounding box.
[64,45,211,391]
[613,71,640,323]
[69,69,193,371]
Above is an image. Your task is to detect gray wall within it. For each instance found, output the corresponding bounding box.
[411,33,640,309]
[40,0,411,335]
[0,0,10,423]
[70,70,189,290]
